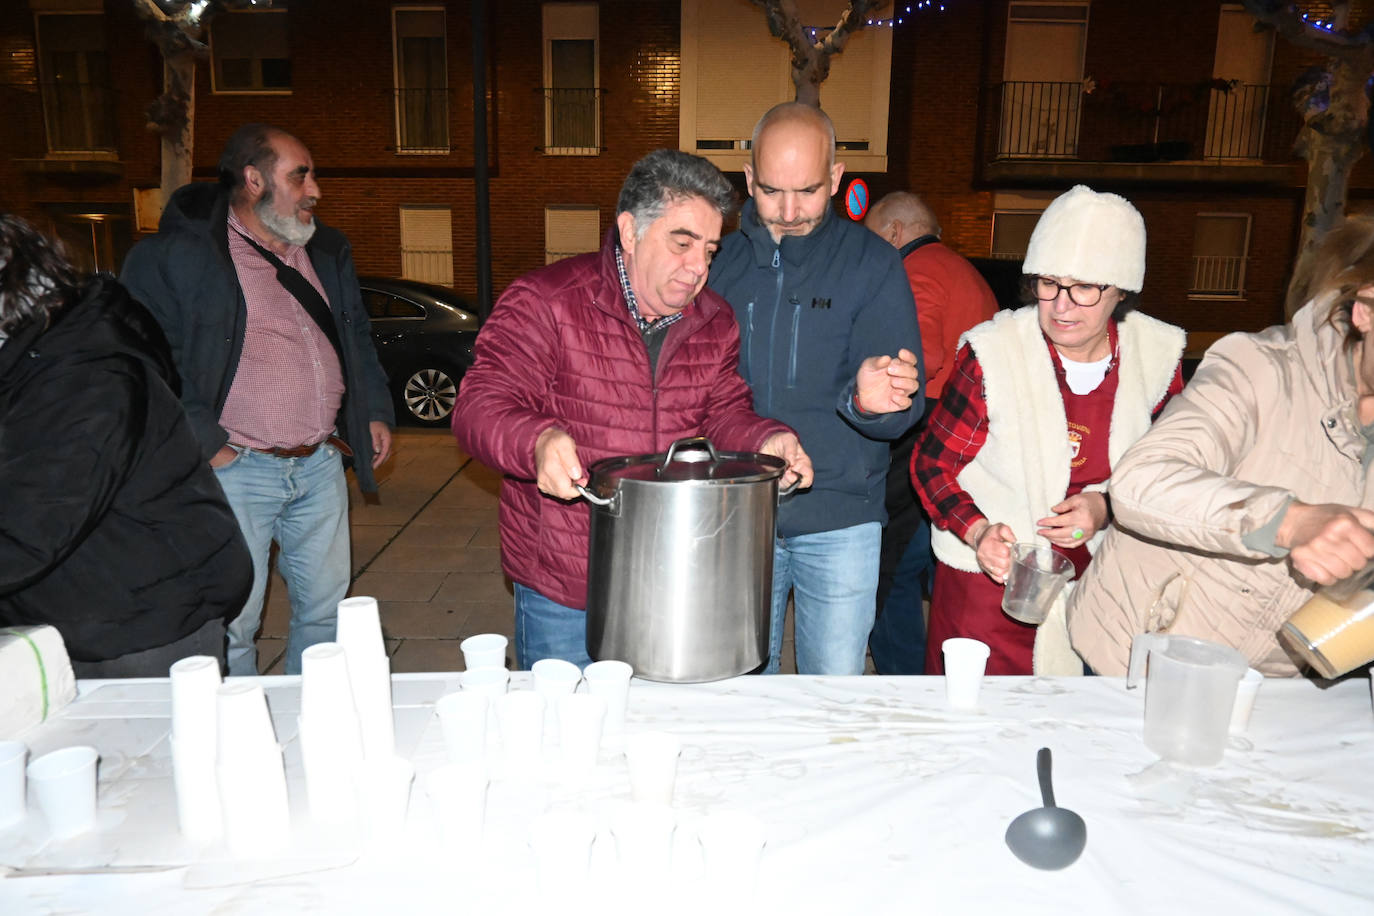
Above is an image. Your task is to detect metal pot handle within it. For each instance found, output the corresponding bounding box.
[777,477,801,501]
[574,483,617,511]
[661,436,719,469]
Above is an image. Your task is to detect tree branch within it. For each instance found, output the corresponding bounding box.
[819,0,888,57]
[1242,0,1374,62]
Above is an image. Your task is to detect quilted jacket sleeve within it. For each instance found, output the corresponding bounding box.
[1108,333,1295,558]
[0,352,139,593]
[451,278,563,479]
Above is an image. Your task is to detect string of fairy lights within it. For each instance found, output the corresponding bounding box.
[802,2,948,42]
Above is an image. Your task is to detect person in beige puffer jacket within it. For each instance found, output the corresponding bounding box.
[1069,217,1374,676]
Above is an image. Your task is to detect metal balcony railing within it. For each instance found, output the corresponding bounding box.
[1191,255,1248,297]
[984,81,1300,165]
[40,81,117,152]
[394,88,449,153]
[541,87,602,153]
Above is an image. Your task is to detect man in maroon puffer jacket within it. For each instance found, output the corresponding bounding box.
[453,149,813,669]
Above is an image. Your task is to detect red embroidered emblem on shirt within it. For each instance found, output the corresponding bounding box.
[1068,421,1089,468]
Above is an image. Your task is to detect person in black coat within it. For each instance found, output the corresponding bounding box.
[0,214,252,676]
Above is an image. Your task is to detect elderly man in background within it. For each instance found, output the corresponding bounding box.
[709,103,923,676]
[864,191,998,674]
[122,123,395,676]
[453,148,812,670]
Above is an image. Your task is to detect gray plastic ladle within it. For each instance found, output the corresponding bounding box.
[1004,747,1087,870]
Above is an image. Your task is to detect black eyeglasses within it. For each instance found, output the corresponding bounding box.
[1033,276,1108,307]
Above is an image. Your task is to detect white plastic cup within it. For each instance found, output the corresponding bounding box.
[170,736,223,843]
[460,633,508,671]
[435,691,490,765]
[168,655,222,748]
[556,693,606,779]
[426,761,488,849]
[624,730,681,805]
[215,683,290,856]
[1229,667,1264,734]
[461,666,510,697]
[608,800,676,880]
[697,811,767,900]
[533,658,582,741]
[496,691,546,775]
[583,659,633,734]
[336,596,385,659]
[0,741,28,828]
[300,643,357,725]
[347,650,396,761]
[529,810,597,899]
[356,755,414,840]
[215,682,279,759]
[941,638,991,710]
[28,745,98,839]
[298,715,362,827]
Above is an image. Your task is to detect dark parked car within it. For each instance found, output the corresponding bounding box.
[359,276,481,427]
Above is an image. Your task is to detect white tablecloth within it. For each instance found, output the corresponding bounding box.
[0,673,1370,914]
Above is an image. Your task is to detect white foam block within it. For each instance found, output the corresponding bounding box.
[0,625,77,739]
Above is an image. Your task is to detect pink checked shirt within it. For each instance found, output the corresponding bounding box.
[219,209,345,450]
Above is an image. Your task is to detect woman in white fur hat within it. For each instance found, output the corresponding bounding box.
[912,185,1186,676]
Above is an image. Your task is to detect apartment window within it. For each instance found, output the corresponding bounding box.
[990,211,1042,260]
[35,12,115,152]
[680,0,892,172]
[1000,3,1089,158]
[393,7,449,154]
[212,10,291,93]
[1191,213,1250,299]
[543,4,600,154]
[545,207,600,264]
[399,207,453,287]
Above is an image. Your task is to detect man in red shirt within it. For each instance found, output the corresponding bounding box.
[864,192,998,673]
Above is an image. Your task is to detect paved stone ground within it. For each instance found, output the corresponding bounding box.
[254,428,808,674]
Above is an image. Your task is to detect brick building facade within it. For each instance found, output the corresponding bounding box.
[1,1,1367,338]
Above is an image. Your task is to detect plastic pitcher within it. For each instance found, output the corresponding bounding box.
[1002,543,1074,625]
[1126,633,1247,766]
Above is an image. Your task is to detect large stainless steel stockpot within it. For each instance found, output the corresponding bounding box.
[578,437,795,683]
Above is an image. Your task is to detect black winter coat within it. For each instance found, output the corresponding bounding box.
[0,277,252,661]
[120,182,395,492]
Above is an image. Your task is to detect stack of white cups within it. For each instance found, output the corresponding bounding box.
[298,643,365,826]
[216,682,290,857]
[336,597,396,760]
[168,656,223,844]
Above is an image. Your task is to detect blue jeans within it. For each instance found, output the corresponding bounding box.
[214,444,350,676]
[514,583,594,670]
[767,522,881,675]
[868,518,932,675]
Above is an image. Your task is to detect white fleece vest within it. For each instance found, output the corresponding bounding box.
[930,306,1185,673]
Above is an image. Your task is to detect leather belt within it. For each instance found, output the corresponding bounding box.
[237,435,353,460]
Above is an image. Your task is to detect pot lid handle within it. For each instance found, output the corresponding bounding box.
[661,436,720,469]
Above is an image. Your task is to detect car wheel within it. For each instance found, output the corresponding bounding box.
[398,364,460,427]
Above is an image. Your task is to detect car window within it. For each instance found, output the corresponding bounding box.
[386,297,425,319]
[363,290,392,319]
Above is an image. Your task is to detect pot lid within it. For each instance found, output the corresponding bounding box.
[589,438,786,484]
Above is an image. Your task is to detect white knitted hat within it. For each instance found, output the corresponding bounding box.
[1022,185,1146,292]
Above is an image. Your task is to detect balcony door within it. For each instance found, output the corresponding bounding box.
[1205,5,1274,160]
[1000,3,1087,158]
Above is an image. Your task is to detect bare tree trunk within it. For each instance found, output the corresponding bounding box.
[1286,58,1369,318]
[751,0,886,106]
[160,52,196,200]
